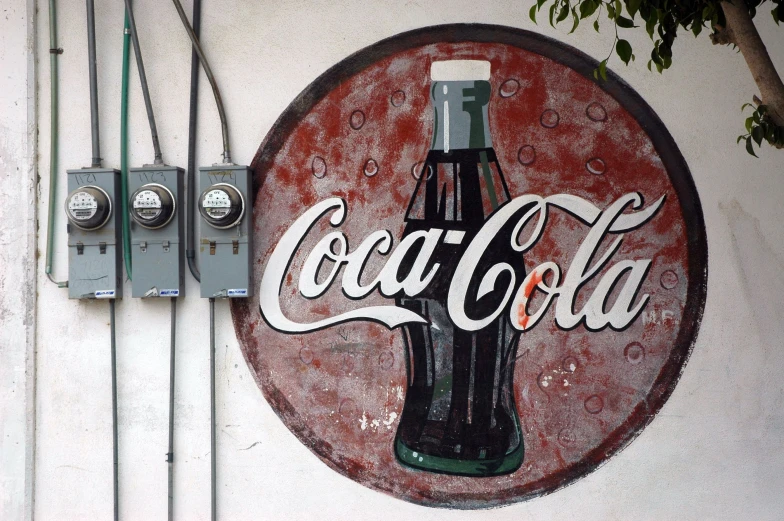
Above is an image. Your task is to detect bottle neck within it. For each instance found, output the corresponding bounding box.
[430,80,492,152]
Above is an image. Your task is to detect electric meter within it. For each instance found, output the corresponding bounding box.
[65,185,113,231]
[198,183,245,229]
[128,166,185,298]
[130,183,176,229]
[65,168,123,300]
[197,165,253,299]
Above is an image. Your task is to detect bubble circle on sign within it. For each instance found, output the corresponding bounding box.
[234,25,707,509]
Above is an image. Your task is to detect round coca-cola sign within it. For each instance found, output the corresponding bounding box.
[232,24,707,508]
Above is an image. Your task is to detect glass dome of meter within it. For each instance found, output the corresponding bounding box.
[130,183,176,229]
[198,182,245,229]
[65,185,113,230]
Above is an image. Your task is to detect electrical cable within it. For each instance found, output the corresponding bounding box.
[170,0,231,164]
[167,297,177,521]
[120,12,133,280]
[209,297,216,521]
[86,0,101,168]
[123,0,163,165]
[109,299,119,521]
[186,0,202,282]
[45,0,67,287]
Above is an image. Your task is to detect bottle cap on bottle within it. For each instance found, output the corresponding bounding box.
[430,60,491,81]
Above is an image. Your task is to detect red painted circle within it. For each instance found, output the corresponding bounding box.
[233,26,706,508]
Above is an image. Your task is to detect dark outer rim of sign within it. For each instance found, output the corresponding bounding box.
[232,23,709,509]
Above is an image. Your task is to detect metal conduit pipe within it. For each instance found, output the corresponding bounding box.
[186,0,202,282]
[209,297,216,521]
[171,0,231,164]
[167,298,177,521]
[123,0,164,165]
[45,0,66,287]
[109,300,119,521]
[86,0,102,168]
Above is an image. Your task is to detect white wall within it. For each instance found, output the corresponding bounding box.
[0,0,36,519]
[1,0,782,519]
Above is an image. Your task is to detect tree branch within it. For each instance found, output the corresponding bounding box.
[720,0,784,131]
[709,24,735,46]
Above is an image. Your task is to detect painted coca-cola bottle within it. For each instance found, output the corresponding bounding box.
[394,60,525,476]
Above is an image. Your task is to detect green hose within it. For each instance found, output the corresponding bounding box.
[121,12,132,280]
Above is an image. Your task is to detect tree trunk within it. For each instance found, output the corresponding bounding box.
[720,0,784,130]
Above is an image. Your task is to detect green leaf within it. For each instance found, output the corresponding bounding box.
[614,0,622,17]
[550,2,557,26]
[616,39,633,64]
[746,136,759,157]
[647,59,653,71]
[692,21,702,37]
[774,5,781,25]
[599,59,608,81]
[741,103,754,112]
[607,3,616,19]
[658,40,672,58]
[646,16,657,38]
[593,68,599,79]
[753,111,761,124]
[628,0,642,18]
[537,0,548,8]
[569,8,580,33]
[580,0,599,19]
[745,116,754,133]
[737,135,746,144]
[691,11,704,29]
[594,18,600,31]
[557,5,570,23]
[530,4,538,24]
[616,15,636,28]
[752,125,764,146]
[650,47,663,65]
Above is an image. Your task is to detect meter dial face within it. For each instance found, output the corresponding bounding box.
[68,191,98,221]
[130,183,175,229]
[133,190,163,220]
[65,185,112,230]
[199,183,244,229]
[203,189,232,219]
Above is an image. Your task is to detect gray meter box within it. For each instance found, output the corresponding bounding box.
[129,166,185,298]
[199,165,253,299]
[66,168,123,299]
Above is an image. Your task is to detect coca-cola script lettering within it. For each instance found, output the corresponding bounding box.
[259,191,664,334]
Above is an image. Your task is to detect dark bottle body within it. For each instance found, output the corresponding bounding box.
[394,144,525,476]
